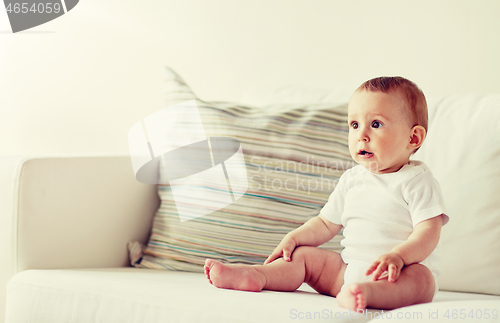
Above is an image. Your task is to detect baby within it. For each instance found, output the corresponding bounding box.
[204,76,448,311]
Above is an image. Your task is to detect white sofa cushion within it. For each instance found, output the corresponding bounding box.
[7,268,499,323]
[5,268,374,323]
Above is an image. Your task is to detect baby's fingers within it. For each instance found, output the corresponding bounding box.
[282,249,292,261]
[279,240,296,262]
[388,264,400,282]
[371,263,388,281]
[264,250,282,265]
[365,261,380,276]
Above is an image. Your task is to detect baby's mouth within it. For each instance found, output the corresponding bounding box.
[358,150,374,157]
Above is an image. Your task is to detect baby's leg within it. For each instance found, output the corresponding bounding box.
[205,246,346,295]
[337,264,435,310]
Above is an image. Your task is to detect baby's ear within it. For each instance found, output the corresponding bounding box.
[408,125,426,150]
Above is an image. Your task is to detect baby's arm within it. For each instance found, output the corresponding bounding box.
[366,214,444,282]
[264,214,342,264]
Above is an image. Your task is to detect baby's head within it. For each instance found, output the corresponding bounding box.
[347,77,428,174]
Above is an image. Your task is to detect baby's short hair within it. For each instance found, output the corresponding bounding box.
[356,77,428,133]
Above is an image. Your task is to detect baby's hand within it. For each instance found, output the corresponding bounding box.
[264,234,297,265]
[365,252,404,283]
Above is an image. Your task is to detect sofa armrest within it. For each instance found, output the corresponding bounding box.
[0,155,159,321]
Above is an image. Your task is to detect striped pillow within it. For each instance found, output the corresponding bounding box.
[131,68,353,272]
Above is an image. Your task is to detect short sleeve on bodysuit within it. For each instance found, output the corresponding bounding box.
[319,171,348,225]
[404,168,449,227]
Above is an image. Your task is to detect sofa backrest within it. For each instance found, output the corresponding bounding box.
[414,94,500,295]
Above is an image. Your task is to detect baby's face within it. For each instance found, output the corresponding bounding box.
[347,90,414,174]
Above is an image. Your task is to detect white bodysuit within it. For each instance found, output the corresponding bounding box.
[320,160,448,295]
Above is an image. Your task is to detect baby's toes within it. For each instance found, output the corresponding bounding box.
[356,292,366,310]
[204,260,213,284]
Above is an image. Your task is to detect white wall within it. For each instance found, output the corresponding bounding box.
[1,0,499,156]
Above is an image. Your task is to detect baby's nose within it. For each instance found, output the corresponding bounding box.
[358,131,369,142]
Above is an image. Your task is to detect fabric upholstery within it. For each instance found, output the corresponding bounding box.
[7,269,500,323]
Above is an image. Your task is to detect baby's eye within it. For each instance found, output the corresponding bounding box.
[350,122,358,129]
[371,121,383,128]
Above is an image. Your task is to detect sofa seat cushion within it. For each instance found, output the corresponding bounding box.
[6,269,500,323]
[6,268,372,323]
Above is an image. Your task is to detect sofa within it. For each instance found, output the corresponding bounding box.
[1,69,500,322]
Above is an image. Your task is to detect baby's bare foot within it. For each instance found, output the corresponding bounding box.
[336,283,368,311]
[204,259,266,292]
